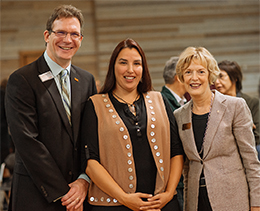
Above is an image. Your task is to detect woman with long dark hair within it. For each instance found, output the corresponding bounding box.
[81,38,184,211]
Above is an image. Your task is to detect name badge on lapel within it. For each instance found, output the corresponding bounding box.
[182,122,191,130]
[39,71,54,82]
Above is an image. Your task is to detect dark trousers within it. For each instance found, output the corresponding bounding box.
[198,186,212,211]
[176,187,183,211]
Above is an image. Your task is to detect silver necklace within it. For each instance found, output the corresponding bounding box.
[191,92,214,155]
[113,92,139,115]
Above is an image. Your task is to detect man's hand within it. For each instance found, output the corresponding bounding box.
[61,179,89,211]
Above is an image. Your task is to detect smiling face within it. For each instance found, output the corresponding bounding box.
[183,59,211,98]
[44,17,83,68]
[114,47,143,94]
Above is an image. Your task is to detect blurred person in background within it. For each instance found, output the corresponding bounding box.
[161,57,187,110]
[0,79,11,164]
[0,78,13,210]
[161,56,186,210]
[258,78,260,160]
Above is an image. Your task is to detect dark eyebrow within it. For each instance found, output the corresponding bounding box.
[118,58,127,61]
[118,58,142,63]
[56,30,80,33]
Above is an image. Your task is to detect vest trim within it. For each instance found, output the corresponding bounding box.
[88,91,170,206]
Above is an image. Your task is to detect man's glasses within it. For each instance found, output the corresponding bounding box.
[50,30,83,40]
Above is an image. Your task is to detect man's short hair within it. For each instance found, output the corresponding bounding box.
[46,5,84,33]
[163,57,179,84]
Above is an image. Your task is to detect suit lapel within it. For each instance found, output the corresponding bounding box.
[203,91,227,158]
[70,67,81,143]
[162,86,181,109]
[180,101,202,160]
[37,55,73,141]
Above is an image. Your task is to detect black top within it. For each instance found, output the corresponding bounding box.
[192,112,208,182]
[192,112,208,158]
[81,92,184,210]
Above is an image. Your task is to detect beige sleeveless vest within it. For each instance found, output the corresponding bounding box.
[88,91,170,206]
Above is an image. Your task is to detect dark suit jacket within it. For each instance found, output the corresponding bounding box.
[161,85,184,190]
[161,86,181,111]
[237,91,259,145]
[5,55,96,211]
[174,90,260,211]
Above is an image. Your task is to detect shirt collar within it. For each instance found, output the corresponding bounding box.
[165,85,187,105]
[44,51,71,77]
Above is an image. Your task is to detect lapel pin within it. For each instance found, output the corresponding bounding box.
[74,77,79,82]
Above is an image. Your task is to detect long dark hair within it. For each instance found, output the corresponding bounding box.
[100,38,152,94]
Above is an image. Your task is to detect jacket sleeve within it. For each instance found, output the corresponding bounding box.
[182,157,189,211]
[5,71,69,203]
[251,98,259,145]
[232,98,260,206]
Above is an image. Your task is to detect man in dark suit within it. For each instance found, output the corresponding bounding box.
[5,5,96,211]
[161,56,187,211]
[161,57,187,111]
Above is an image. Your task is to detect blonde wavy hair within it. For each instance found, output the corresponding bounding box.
[176,47,220,85]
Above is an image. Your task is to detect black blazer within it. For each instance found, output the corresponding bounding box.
[5,55,96,211]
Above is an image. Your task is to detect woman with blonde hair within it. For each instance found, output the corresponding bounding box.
[174,46,260,211]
